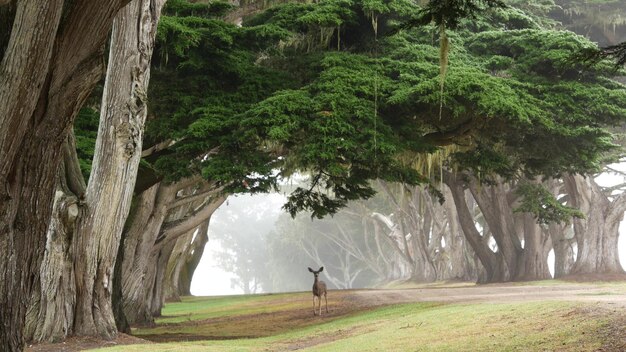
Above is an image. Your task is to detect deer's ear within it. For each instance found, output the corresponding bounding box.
[308,267,314,273]
[319,266,324,272]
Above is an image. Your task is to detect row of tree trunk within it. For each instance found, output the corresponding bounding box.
[371,181,481,283]
[0,0,228,349]
[288,170,624,290]
[444,171,626,283]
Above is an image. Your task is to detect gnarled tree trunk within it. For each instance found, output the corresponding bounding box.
[547,222,576,278]
[24,136,85,342]
[440,185,481,281]
[119,180,225,325]
[565,174,626,275]
[444,171,507,283]
[72,0,165,338]
[119,182,177,325]
[0,1,128,349]
[21,0,166,343]
[467,176,551,282]
[164,219,210,301]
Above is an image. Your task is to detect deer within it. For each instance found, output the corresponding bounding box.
[308,266,328,316]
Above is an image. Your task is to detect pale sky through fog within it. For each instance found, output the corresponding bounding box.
[192,168,626,296]
[191,193,287,296]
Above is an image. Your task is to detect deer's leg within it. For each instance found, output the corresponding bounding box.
[312,295,317,316]
[318,296,321,316]
[325,292,328,313]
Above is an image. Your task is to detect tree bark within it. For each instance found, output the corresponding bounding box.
[71,0,165,338]
[466,176,551,282]
[547,222,575,278]
[444,171,506,283]
[543,178,575,278]
[164,219,210,301]
[440,184,481,281]
[376,181,437,282]
[164,231,196,301]
[179,222,210,296]
[120,182,175,325]
[149,240,177,317]
[119,179,223,325]
[515,213,552,281]
[0,1,128,349]
[467,179,522,280]
[24,136,86,342]
[565,174,626,275]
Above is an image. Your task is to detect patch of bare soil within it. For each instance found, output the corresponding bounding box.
[140,290,374,343]
[25,333,150,352]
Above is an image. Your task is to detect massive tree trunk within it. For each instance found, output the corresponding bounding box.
[406,187,438,282]
[72,0,165,338]
[119,180,225,325]
[440,185,481,281]
[564,174,626,275]
[178,223,210,296]
[444,171,507,283]
[24,137,85,342]
[467,176,551,282]
[543,178,576,278]
[120,182,177,325]
[164,231,196,301]
[547,222,576,278]
[20,0,166,343]
[515,213,552,281]
[164,219,210,301]
[467,179,523,280]
[0,1,128,349]
[149,240,178,317]
[376,182,437,282]
[148,196,226,316]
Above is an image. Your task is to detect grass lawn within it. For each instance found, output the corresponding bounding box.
[93,289,618,352]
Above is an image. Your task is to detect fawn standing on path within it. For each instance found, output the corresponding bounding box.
[308,266,328,316]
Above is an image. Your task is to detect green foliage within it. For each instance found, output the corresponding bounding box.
[138,0,626,219]
[514,182,584,223]
[74,107,99,180]
[297,0,356,28]
[164,0,233,17]
[396,0,506,31]
[466,29,610,79]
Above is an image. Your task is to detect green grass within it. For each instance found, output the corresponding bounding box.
[96,295,610,352]
[152,292,304,324]
[297,302,602,352]
[576,291,620,296]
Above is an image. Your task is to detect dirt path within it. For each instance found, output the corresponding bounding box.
[348,282,626,308]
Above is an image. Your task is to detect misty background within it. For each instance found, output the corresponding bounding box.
[191,169,626,296]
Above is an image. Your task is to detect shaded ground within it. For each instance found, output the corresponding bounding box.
[137,291,372,342]
[25,281,626,351]
[25,334,149,352]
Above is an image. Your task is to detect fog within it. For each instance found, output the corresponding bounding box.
[192,174,626,296]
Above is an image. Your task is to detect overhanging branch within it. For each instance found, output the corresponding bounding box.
[167,183,226,210]
[157,195,227,246]
[422,118,475,146]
